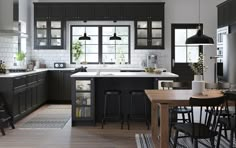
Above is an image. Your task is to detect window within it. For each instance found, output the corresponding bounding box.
[173,25,201,63]
[71,25,130,64]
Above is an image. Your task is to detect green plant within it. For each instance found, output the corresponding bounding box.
[15,51,26,61]
[189,53,205,75]
[72,40,83,61]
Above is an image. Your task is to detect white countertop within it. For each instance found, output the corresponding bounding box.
[71,72,179,78]
[0,69,48,78]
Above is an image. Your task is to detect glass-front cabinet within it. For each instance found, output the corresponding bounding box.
[135,20,164,49]
[35,20,64,49]
[72,78,95,126]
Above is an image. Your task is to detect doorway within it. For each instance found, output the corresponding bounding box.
[171,24,203,82]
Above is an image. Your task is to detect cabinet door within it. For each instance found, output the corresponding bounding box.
[32,87,37,106]
[93,5,108,20]
[50,21,64,48]
[19,91,26,113]
[123,4,148,20]
[34,4,49,19]
[107,4,123,20]
[35,21,48,49]
[50,5,65,19]
[150,21,163,48]
[62,71,74,101]
[65,4,78,19]
[26,88,32,110]
[218,6,224,27]
[148,4,164,20]
[48,71,60,100]
[230,0,236,25]
[78,4,95,20]
[135,21,149,48]
[13,93,20,118]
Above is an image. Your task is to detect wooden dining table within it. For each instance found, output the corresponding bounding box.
[145,89,224,148]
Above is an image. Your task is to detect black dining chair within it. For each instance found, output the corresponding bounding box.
[205,82,231,139]
[160,81,192,140]
[173,95,225,148]
[0,93,15,135]
[216,91,236,148]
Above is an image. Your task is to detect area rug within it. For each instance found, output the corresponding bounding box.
[20,107,71,129]
[135,133,236,148]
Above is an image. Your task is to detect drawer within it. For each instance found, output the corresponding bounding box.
[27,74,38,84]
[13,76,26,89]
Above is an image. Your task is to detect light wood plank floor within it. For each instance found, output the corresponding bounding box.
[0,105,150,148]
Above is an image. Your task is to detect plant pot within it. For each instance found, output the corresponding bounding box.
[192,75,205,95]
[194,75,203,81]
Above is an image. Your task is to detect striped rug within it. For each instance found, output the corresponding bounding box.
[135,133,236,148]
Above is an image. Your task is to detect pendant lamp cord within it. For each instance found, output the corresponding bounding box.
[198,0,201,29]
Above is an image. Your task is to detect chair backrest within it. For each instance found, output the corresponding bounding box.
[189,96,225,133]
[161,81,191,90]
[205,82,230,89]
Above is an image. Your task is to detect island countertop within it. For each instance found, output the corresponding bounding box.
[70,72,179,78]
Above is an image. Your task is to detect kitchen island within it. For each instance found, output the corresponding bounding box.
[70,71,178,126]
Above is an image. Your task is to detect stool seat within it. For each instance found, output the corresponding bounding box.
[102,90,123,129]
[104,90,121,95]
[129,90,144,95]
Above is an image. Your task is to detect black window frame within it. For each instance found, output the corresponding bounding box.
[70,25,131,64]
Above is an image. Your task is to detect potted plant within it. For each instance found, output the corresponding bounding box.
[15,51,26,67]
[189,53,205,81]
[72,40,83,65]
[189,53,206,95]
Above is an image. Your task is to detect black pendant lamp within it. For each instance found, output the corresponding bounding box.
[79,26,91,40]
[110,26,121,40]
[79,33,91,40]
[185,0,214,45]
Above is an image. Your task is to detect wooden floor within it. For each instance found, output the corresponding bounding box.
[0,105,150,148]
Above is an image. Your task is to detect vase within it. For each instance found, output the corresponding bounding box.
[192,75,205,95]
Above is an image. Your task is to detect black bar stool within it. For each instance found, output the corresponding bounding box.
[0,93,15,136]
[127,90,150,130]
[102,90,124,129]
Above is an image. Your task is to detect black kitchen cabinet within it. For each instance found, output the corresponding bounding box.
[34,3,65,20]
[135,20,164,49]
[34,20,65,49]
[0,72,47,122]
[48,70,74,103]
[71,78,95,126]
[65,4,78,20]
[217,0,236,28]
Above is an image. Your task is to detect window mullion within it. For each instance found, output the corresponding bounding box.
[99,26,103,64]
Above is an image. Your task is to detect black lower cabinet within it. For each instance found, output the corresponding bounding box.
[48,70,74,103]
[0,72,47,122]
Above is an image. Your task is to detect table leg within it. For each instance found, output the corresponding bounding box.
[160,104,169,148]
[151,103,158,147]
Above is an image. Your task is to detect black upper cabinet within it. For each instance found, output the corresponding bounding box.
[78,4,95,20]
[50,5,65,20]
[93,5,108,20]
[65,4,78,20]
[217,0,236,28]
[34,4,49,20]
[107,5,122,20]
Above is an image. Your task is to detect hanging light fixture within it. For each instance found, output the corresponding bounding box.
[185,0,214,45]
[79,26,91,40]
[110,25,121,40]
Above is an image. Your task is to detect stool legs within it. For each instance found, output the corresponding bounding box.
[127,93,149,130]
[102,93,123,129]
